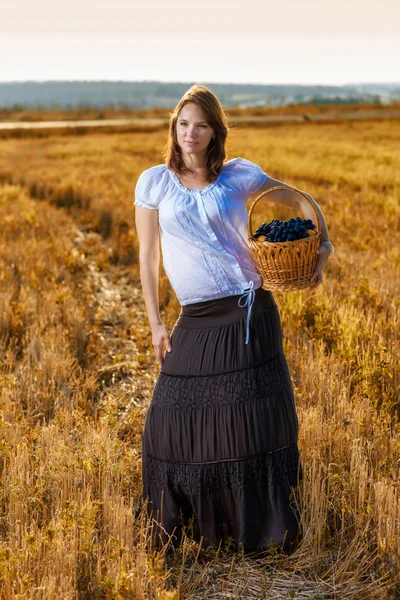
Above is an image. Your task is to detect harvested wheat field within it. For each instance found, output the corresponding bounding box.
[0,115,399,599]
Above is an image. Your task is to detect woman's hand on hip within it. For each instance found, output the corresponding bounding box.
[151,322,172,367]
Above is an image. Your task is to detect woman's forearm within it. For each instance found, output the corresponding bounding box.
[269,186,331,244]
[139,249,162,330]
[296,193,331,244]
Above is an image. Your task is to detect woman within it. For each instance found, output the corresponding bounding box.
[134,84,333,553]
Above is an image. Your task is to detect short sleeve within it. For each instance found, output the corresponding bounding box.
[134,165,165,210]
[230,157,268,196]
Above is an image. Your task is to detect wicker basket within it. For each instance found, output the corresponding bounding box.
[247,185,322,291]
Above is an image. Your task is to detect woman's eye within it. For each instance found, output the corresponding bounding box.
[179,122,207,128]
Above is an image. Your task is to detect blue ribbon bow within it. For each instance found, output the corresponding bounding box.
[238,280,255,345]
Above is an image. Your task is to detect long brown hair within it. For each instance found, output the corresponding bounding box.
[162,84,230,182]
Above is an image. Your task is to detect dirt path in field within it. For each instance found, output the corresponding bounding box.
[1,109,400,132]
[69,224,158,429]
[2,163,159,427]
[0,162,161,428]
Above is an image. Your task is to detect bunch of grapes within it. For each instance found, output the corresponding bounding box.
[254,217,316,243]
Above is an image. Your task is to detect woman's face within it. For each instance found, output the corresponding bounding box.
[175,102,215,161]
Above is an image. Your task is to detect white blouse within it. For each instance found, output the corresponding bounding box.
[134,157,269,343]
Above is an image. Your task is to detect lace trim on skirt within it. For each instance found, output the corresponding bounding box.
[145,443,302,496]
[153,354,290,411]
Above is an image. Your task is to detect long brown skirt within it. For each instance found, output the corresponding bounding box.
[141,286,302,552]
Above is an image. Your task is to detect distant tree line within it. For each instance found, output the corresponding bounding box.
[0,80,399,109]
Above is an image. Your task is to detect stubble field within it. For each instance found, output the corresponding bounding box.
[0,115,399,599]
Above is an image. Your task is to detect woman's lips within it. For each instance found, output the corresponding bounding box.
[185,141,197,146]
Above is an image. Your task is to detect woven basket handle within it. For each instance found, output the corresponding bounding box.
[247,185,321,239]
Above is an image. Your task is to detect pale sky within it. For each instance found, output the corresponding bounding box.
[2,0,399,85]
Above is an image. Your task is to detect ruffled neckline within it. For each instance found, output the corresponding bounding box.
[166,159,234,195]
